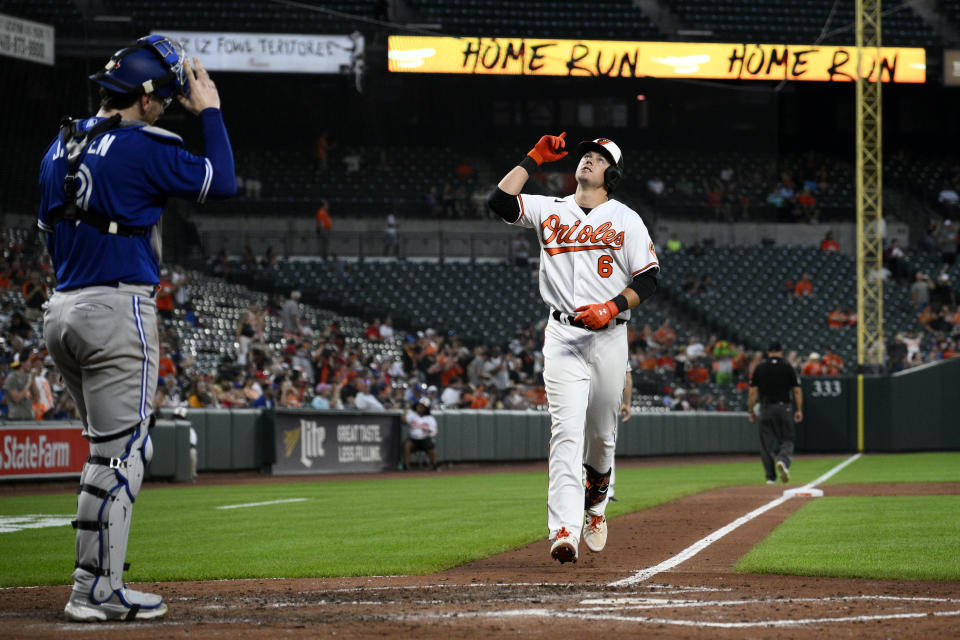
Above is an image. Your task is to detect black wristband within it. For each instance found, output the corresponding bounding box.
[519,156,539,173]
[612,294,629,313]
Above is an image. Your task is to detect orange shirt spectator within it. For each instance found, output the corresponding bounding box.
[801,353,826,376]
[794,274,813,298]
[821,238,839,252]
[827,307,848,328]
[653,322,677,347]
[845,308,857,326]
[639,353,657,370]
[158,355,176,379]
[656,353,676,371]
[467,386,490,409]
[822,351,843,374]
[686,364,709,385]
[156,281,176,313]
[316,205,332,231]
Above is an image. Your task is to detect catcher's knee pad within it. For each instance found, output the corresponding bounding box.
[72,419,150,601]
[583,463,612,511]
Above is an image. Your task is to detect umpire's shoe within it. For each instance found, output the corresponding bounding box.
[776,460,790,484]
[583,514,608,553]
[550,527,578,564]
[65,587,168,622]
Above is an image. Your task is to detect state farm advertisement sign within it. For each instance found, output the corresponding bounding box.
[0,423,86,479]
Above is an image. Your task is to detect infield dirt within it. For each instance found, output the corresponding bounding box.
[2,463,959,639]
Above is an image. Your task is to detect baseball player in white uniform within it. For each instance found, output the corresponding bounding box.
[487,132,659,563]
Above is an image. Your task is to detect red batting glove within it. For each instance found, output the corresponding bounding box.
[527,131,568,166]
[573,300,619,330]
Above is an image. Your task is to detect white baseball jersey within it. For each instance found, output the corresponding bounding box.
[508,194,658,317]
[405,410,438,440]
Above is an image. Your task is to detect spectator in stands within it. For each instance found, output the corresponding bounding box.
[917,304,937,333]
[666,234,682,252]
[820,230,839,252]
[653,319,677,347]
[315,200,332,260]
[938,220,958,264]
[938,185,959,208]
[827,305,847,328]
[884,239,909,282]
[822,349,844,375]
[155,269,178,321]
[314,131,328,173]
[236,302,264,366]
[384,213,399,257]
[4,349,36,420]
[157,343,177,379]
[343,150,361,173]
[440,377,464,408]
[646,175,665,199]
[845,306,858,326]
[888,333,908,372]
[281,290,303,337]
[682,274,699,295]
[685,335,705,359]
[793,187,819,223]
[910,271,934,312]
[364,318,381,341]
[793,273,813,299]
[354,378,385,411]
[934,265,955,309]
[378,316,395,341]
[801,352,825,376]
[21,271,47,321]
[686,359,710,386]
[188,378,216,408]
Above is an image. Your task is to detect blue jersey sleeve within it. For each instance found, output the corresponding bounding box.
[145,108,235,203]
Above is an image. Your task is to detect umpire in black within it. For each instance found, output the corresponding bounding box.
[747,340,803,484]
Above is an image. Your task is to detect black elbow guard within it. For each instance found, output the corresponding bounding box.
[628,270,659,303]
[487,187,521,223]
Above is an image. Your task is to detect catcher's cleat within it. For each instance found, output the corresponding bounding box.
[65,586,167,622]
[776,460,790,484]
[550,527,578,564]
[583,514,607,553]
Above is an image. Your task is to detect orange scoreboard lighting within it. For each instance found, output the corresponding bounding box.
[388,36,926,83]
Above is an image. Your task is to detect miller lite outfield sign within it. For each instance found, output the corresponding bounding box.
[0,423,86,480]
[272,410,401,475]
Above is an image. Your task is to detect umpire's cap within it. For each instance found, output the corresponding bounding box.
[767,340,783,353]
[90,34,188,99]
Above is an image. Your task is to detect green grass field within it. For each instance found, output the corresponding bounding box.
[735,496,960,580]
[1,452,958,587]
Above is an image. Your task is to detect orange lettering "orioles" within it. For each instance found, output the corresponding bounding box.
[540,215,625,255]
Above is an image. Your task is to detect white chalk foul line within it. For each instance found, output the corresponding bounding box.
[215,498,309,510]
[485,608,960,629]
[609,453,861,587]
[802,452,861,489]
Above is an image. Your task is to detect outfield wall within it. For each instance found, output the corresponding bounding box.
[801,357,960,453]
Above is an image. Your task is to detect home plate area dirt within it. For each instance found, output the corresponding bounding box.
[3,482,960,639]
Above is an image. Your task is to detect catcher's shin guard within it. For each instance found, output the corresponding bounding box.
[72,419,150,602]
[583,463,612,513]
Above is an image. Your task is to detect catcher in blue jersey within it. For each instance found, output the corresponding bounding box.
[38,35,235,622]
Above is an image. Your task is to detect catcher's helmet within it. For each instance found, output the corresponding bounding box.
[576,138,625,193]
[90,34,188,99]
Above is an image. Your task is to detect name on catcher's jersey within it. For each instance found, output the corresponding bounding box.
[38,116,215,290]
[508,194,659,317]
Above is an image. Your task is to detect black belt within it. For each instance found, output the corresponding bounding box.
[62,282,159,297]
[551,310,627,331]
